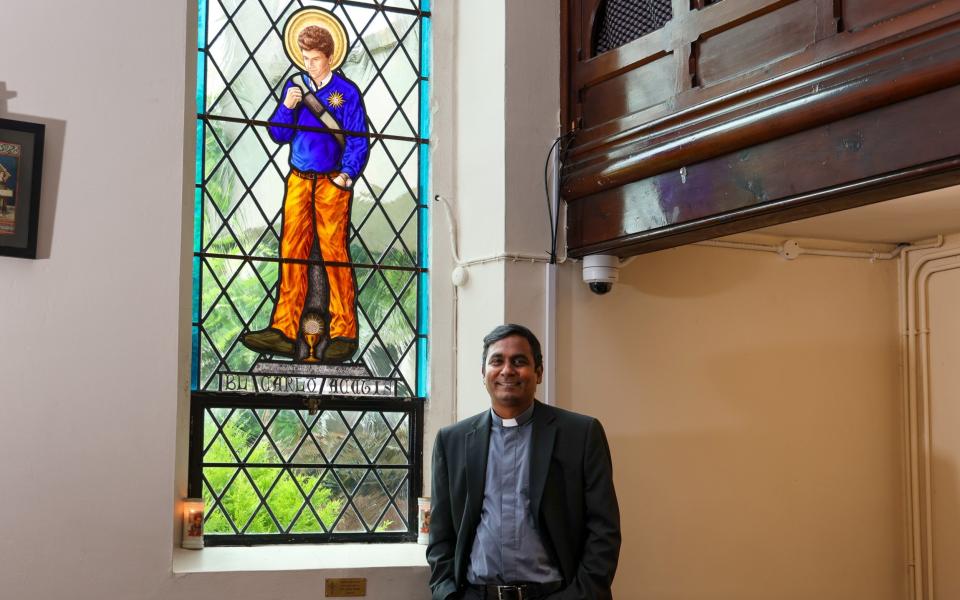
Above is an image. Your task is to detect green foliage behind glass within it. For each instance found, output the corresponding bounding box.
[203,417,342,534]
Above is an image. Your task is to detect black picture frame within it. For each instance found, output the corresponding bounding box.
[0,118,44,259]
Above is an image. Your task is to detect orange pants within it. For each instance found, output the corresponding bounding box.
[271,171,357,341]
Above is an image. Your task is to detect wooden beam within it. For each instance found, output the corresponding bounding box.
[567,84,960,257]
[562,13,960,201]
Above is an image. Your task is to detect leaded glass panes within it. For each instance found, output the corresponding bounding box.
[193,394,420,541]
[194,0,429,398]
[191,0,430,543]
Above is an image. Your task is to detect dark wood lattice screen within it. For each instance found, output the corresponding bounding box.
[593,0,672,55]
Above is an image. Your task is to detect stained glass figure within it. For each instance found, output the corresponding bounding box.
[240,8,369,367]
[193,0,430,543]
[194,0,429,399]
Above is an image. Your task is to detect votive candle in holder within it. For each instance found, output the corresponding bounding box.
[417,497,431,544]
[181,497,205,549]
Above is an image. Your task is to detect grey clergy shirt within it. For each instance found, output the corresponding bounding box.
[466,403,562,584]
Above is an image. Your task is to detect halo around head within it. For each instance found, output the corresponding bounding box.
[283,7,349,71]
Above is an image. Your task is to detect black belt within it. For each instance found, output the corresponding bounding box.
[468,580,563,600]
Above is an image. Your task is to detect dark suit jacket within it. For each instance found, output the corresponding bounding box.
[427,401,621,600]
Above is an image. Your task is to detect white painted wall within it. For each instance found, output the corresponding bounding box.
[555,244,907,599]
[0,1,432,598]
[1,0,190,598]
[504,0,560,259]
[445,0,561,419]
[422,0,457,505]
[453,0,506,261]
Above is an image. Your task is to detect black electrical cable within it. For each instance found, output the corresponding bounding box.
[543,135,564,263]
[543,130,576,264]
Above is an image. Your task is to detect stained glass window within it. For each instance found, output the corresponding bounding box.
[190,0,430,544]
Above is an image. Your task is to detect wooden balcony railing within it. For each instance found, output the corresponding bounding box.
[562,0,960,256]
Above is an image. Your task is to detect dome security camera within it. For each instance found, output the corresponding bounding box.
[589,281,613,295]
[582,255,619,295]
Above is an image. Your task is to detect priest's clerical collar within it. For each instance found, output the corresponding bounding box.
[491,402,535,428]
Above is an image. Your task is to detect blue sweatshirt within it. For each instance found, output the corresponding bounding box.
[268,73,370,180]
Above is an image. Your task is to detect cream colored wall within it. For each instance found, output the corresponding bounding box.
[899,234,960,599]
[555,244,906,599]
[928,265,960,599]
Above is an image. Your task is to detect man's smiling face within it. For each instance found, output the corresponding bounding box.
[482,335,542,418]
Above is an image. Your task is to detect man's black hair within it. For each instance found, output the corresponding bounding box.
[481,323,543,371]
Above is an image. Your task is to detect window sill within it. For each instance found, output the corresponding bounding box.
[172,542,430,574]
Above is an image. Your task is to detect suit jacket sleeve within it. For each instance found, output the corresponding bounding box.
[426,430,460,600]
[554,418,621,600]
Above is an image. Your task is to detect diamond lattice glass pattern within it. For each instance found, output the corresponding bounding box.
[196,0,427,398]
[193,0,428,543]
[201,406,414,536]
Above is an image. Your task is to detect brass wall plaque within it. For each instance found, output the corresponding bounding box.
[325,578,367,597]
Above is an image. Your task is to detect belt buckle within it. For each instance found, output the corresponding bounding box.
[497,585,524,600]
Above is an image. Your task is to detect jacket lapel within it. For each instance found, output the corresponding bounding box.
[465,411,490,524]
[530,401,557,521]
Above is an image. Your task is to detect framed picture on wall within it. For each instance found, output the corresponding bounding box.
[0,118,44,259]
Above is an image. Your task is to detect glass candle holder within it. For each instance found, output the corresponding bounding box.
[181,497,205,549]
[417,497,431,544]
